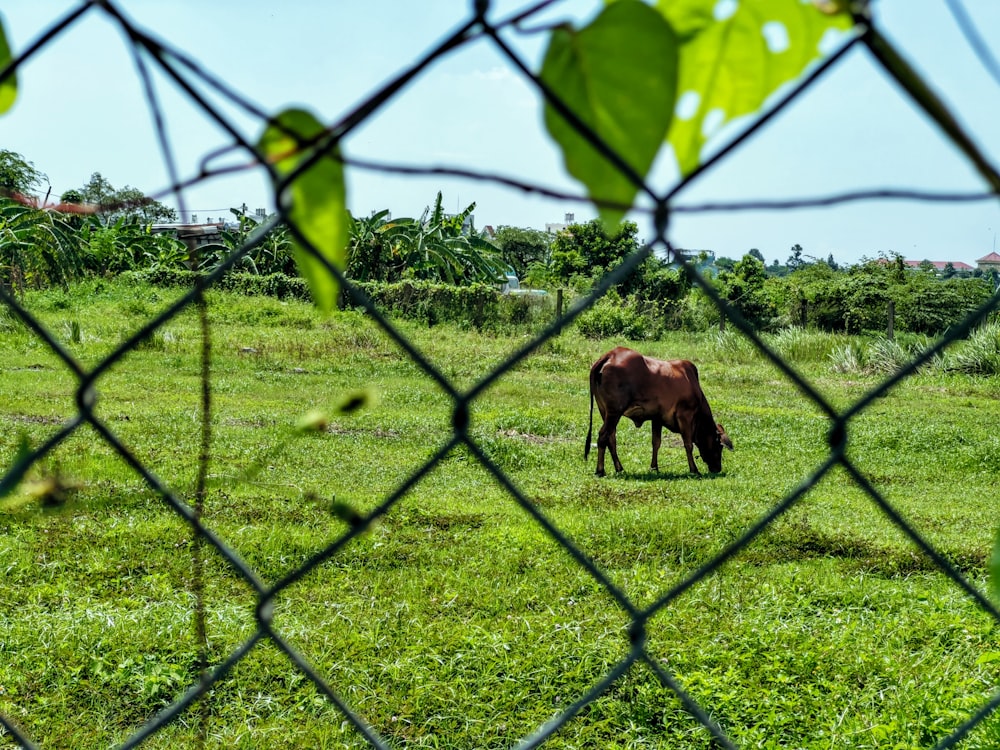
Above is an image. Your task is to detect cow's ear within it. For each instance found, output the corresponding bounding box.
[717,424,733,450]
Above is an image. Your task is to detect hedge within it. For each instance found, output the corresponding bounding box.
[123,269,551,330]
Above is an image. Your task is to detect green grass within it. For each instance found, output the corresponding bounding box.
[2,278,999,749]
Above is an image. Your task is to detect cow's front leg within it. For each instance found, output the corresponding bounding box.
[682,436,701,475]
[597,414,623,475]
[650,419,662,472]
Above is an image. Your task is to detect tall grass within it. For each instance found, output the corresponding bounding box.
[942,321,1000,374]
[829,333,943,375]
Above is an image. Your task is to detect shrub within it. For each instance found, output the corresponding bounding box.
[674,288,720,332]
[575,295,651,340]
[828,335,937,375]
[711,329,760,363]
[893,275,992,335]
[865,337,915,374]
[829,342,864,374]
[123,269,557,332]
[122,269,314,301]
[766,328,841,363]
[0,304,24,334]
[942,321,1000,375]
[123,268,199,288]
[353,280,495,327]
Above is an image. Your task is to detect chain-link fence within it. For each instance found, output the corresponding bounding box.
[2,1,1000,748]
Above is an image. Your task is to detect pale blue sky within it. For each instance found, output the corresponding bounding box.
[2,1,999,267]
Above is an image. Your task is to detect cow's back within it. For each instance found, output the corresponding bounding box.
[636,355,707,426]
[591,347,650,415]
[593,348,703,424]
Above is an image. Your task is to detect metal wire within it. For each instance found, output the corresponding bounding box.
[2,1,1000,748]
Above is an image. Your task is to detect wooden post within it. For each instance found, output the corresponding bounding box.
[887,299,895,341]
[555,288,564,334]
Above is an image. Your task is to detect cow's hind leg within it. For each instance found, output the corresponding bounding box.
[597,414,623,475]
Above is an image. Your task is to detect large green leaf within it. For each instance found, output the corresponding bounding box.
[258,108,348,313]
[541,0,678,227]
[658,0,852,175]
[0,15,17,115]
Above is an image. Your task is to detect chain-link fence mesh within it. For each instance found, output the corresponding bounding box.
[2,1,1000,748]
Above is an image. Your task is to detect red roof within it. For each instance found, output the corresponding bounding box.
[902,260,975,271]
[976,251,1000,263]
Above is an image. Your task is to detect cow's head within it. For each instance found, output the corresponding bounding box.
[697,422,733,473]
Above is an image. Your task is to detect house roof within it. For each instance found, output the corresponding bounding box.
[976,251,1000,263]
[902,260,975,271]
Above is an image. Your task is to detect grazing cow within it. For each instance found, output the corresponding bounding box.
[585,347,732,477]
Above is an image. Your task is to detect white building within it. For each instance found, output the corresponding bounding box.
[545,212,576,234]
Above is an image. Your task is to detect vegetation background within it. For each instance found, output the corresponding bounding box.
[3,1,1000,749]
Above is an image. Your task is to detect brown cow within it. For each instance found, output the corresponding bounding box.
[585,347,732,477]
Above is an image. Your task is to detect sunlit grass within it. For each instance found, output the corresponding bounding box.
[1,278,999,749]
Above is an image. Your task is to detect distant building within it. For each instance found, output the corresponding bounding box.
[902,259,975,273]
[150,221,225,250]
[674,249,715,263]
[976,252,1000,274]
[545,212,576,234]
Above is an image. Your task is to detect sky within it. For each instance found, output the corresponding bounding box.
[2,1,1000,268]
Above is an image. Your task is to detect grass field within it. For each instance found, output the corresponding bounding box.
[2,278,999,749]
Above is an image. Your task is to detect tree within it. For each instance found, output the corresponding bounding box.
[493,226,552,278]
[748,248,765,263]
[894,271,989,333]
[549,218,639,287]
[786,243,805,271]
[631,255,690,302]
[75,172,177,223]
[715,256,736,272]
[718,254,777,331]
[771,260,842,329]
[0,150,47,199]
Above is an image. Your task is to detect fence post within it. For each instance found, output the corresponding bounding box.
[556,289,564,334]
[887,299,895,341]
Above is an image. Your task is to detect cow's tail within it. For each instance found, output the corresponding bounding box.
[585,357,604,462]
[585,384,594,462]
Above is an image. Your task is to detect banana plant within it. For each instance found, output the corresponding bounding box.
[395,192,504,285]
[0,198,82,292]
[347,209,415,282]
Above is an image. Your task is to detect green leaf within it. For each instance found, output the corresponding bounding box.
[258,108,348,313]
[0,15,17,115]
[296,409,329,433]
[541,0,678,227]
[658,0,852,176]
[335,389,376,415]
